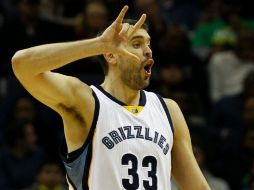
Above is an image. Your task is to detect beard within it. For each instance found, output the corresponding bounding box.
[119,59,150,90]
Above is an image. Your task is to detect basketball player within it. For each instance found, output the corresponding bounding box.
[12,5,210,190]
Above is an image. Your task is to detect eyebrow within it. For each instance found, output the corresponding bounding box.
[130,35,151,42]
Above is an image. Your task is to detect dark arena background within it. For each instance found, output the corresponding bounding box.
[0,0,254,189]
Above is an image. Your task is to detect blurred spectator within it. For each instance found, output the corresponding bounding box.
[191,1,254,60]
[132,0,169,65]
[159,0,201,31]
[62,0,110,75]
[0,93,62,160]
[0,94,38,144]
[40,0,75,26]
[171,132,231,190]
[208,71,254,189]
[209,70,254,139]
[103,0,132,20]
[75,0,109,39]
[13,96,37,122]
[191,1,225,59]
[0,0,18,19]
[154,25,209,117]
[0,0,74,76]
[208,28,254,103]
[23,159,67,190]
[157,25,207,92]
[0,119,45,190]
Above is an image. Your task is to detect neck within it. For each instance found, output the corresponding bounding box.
[101,77,140,106]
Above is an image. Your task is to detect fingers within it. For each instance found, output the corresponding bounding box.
[118,14,147,39]
[115,5,129,24]
[119,23,130,38]
[114,6,147,38]
[128,14,147,37]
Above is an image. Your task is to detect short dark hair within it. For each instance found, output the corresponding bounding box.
[97,19,149,75]
[36,157,64,175]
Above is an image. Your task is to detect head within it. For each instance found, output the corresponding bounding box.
[134,0,159,18]
[99,19,153,90]
[5,119,38,151]
[17,0,41,21]
[13,95,37,122]
[36,160,65,189]
[83,1,109,32]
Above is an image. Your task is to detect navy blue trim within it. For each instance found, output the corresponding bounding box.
[95,85,146,106]
[81,90,100,190]
[82,142,93,190]
[66,174,77,190]
[59,90,100,164]
[139,90,146,106]
[59,138,86,164]
[156,94,174,135]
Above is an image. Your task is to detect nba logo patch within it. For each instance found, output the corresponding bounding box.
[132,108,138,113]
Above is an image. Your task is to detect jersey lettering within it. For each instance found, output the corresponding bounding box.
[101,125,170,155]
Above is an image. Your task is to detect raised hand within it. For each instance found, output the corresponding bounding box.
[99,5,147,61]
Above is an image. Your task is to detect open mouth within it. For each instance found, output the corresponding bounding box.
[143,58,154,76]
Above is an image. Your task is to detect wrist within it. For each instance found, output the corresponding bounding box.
[96,36,108,54]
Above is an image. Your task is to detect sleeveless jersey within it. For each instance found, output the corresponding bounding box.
[60,85,174,190]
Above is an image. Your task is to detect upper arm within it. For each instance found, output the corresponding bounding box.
[14,70,88,111]
[13,70,95,152]
[164,99,210,190]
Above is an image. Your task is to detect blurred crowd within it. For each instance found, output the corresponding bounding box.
[0,0,254,189]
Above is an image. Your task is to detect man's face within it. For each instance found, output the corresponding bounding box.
[37,164,63,188]
[117,28,154,90]
[23,124,37,150]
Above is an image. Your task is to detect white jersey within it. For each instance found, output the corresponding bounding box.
[61,85,174,190]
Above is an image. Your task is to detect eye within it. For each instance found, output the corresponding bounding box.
[132,42,141,48]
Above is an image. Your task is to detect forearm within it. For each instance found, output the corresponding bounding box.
[12,37,104,77]
[172,144,211,190]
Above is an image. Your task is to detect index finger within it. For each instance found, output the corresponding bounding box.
[128,14,147,36]
[115,5,129,24]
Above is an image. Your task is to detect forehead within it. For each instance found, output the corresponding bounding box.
[130,28,150,41]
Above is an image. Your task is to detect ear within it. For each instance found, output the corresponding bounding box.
[103,53,117,65]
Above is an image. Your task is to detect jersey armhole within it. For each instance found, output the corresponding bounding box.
[156,94,174,135]
[59,90,100,163]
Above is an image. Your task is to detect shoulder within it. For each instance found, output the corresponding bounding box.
[162,98,178,107]
[66,76,93,96]
[161,97,189,138]
[162,98,181,115]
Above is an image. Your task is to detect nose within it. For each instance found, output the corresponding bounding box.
[144,45,152,58]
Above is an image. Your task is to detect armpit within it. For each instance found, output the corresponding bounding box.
[58,103,86,126]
